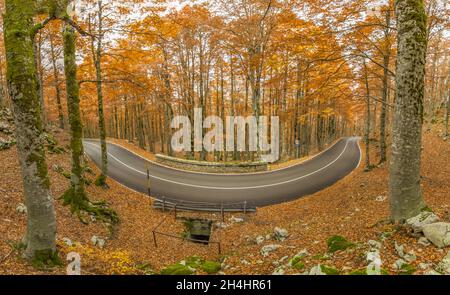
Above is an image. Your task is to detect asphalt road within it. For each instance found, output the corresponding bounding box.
[83,137,361,208]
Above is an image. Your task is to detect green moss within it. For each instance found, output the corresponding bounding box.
[312,254,330,260]
[320,265,340,275]
[94,174,108,188]
[31,249,62,269]
[349,268,389,275]
[292,261,305,270]
[161,256,221,275]
[136,263,155,275]
[61,188,119,225]
[200,261,221,274]
[0,140,16,150]
[160,263,194,275]
[399,263,416,275]
[289,255,306,270]
[421,206,433,213]
[327,235,354,253]
[84,166,94,175]
[62,171,71,179]
[349,269,367,275]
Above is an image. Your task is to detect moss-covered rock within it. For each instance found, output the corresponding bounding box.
[399,263,416,275]
[0,139,16,151]
[327,235,354,253]
[161,256,221,275]
[349,268,389,275]
[200,261,221,274]
[291,260,305,270]
[320,265,340,275]
[289,252,307,270]
[160,263,195,275]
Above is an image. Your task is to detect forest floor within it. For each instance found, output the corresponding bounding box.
[0,123,449,275]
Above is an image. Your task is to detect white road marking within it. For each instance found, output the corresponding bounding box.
[84,138,358,190]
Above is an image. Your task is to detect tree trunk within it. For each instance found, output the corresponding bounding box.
[34,32,47,128]
[363,59,371,171]
[92,0,108,187]
[49,34,65,129]
[3,0,57,262]
[62,23,118,224]
[445,58,450,137]
[379,11,391,165]
[62,25,88,209]
[389,0,427,221]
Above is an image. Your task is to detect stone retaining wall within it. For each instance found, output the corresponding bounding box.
[155,154,268,173]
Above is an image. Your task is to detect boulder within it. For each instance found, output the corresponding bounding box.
[309,265,326,275]
[406,212,440,234]
[62,238,73,247]
[230,216,244,223]
[290,249,309,263]
[394,242,405,258]
[260,244,282,257]
[272,266,286,275]
[418,262,432,270]
[91,235,106,248]
[274,227,289,241]
[423,222,450,248]
[404,252,417,263]
[393,259,407,270]
[255,236,265,245]
[375,196,387,202]
[16,203,27,214]
[418,237,431,247]
[368,240,382,249]
[436,251,450,274]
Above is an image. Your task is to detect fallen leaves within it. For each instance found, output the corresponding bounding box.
[0,124,449,274]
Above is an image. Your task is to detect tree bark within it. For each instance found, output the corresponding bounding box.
[91,0,108,187]
[49,33,65,129]
[363,59,371,170]
[3,0,57,262]
[379,9,391,164]
[389,0,428,221]
[62,23,118,224]
[62,24,88,209]
[34,32,47,128]
[445,58,450,137]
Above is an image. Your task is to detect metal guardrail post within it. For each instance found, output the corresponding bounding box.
[146,168,151,197]
[221,204,224,222]
[162,197,166,212]
[174,204,177,219]
[244,201,247,214]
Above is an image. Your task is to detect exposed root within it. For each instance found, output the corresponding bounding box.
[94,174,110,189]
[61,188,119,225]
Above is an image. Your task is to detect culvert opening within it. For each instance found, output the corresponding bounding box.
[183,218,212,244]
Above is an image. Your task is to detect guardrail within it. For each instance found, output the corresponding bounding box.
[146,169,257,219]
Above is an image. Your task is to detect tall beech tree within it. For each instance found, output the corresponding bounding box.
[389,0,428,221]
[445,58,450,137]
[88,0,109,187]
[3,0,57,263]
[62,21,117,223]
[56,0,118,222]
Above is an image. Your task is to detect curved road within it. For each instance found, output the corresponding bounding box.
[83,137,361,208]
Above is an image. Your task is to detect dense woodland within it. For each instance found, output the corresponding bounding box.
[0,0,447,164]
[0,0,449,268]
